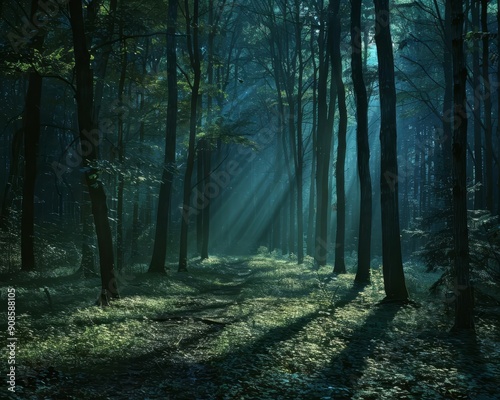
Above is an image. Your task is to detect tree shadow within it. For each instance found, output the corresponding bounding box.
[314,302,404,395]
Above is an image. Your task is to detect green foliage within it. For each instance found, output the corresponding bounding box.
[3,255,499,399]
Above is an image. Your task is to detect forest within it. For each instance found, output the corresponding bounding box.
[0,0,499,398]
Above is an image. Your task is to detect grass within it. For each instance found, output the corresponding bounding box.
[1,253,499,399]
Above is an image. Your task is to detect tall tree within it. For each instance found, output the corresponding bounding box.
[498,0,500,216]
[481,0,493,212]
[81,0,118,277]
[0,127,23,232]
[69,0,118,305]
[116,10,127,273]
[20,0,44,271]
[472,0,483,209]
[332,1,346,274]
[351,0,372,284]
[179,0,201,272]
[314,0,336,267]
[149,0,178,273]
[449,0,474,331]
[293,0,305,264]
[373,0,408,301]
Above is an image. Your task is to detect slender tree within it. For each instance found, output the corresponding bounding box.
[498,0,500,216]
[331,1,346,274]
[69,0,118,305]
[294,0,305,264]
[149,0,178,273]
[472,0,483,209]
[20,0,44,271]
[116,12,127,272]
[449,0,474,331]
[0,127,23,231]
[179,0,201,272]
[314,1,336,267]
[481,0,493,212]
[351,0,372,284]
[373,0,408,301]
[81,0,118,277]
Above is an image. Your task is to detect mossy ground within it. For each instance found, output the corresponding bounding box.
[1,254,499,399]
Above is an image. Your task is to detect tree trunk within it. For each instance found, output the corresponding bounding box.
[315,3,336,268]
[131,39,149,262]
[116,19,127,273]
[497,0,500,217]
[196,145,203,255]
[80,0,118,275]
[201,140,211,260]
[178,0,201,272]
[306,25,317,257]
[481,0,493,212]
[149,0,178,273]
[472,0,483,210]
[0,128,23,231]
[449,0,474,331]
[332,3,346,275]
[352,0,372,284]
[69,0,118,305]
[373,0,408,301]
[21,0,44,272]
[295,0,304,264]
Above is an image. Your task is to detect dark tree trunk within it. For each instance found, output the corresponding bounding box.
[498,0,500,217]
[332,3,346,275]
[0,128,23,231]
[472,0,483,209]
[315,3,336,267]
[131,39,149,262]
[69,0,118,305]
[21,0,44,271]
[149,0,178,273]
[200,0,216,261]
[196,145,203,255]
[201,141,211,260]
[294,0,304,264]
[307,25,317,257]
[442,1,453,179]
[352,0,372,284]
[373,0,408,301]
[179,0,201,272]
[116,22,127,273]
[81,190,95,277]
[481,0,493,212]
[450,0,474,332]
[80,0,117,275]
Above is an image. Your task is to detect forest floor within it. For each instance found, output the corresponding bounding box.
[1,253,499,399]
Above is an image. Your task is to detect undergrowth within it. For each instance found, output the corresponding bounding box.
[0,254,498,399]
